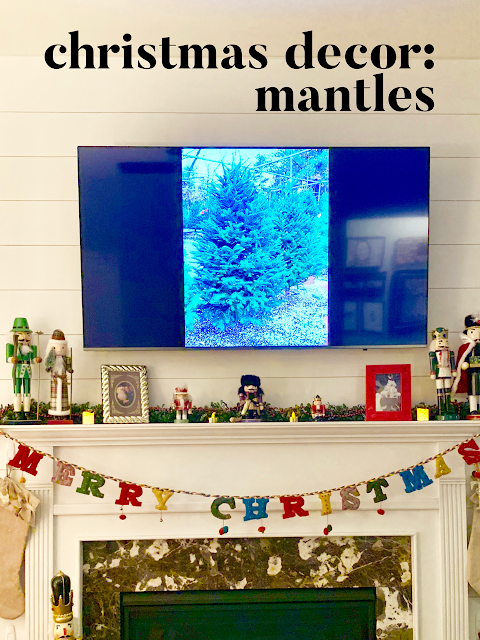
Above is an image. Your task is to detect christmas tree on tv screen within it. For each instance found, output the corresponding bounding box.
[182,148,329,347]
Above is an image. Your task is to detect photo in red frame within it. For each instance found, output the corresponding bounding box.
[365,364,412,421]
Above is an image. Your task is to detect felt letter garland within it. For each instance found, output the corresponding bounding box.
[211,497,236,520]
[115,482,143,507]
[279,496,309,519]
[318,491,332,515]
[152,489,174,511]
[340,486,361,510]
[366,479,389,503]
[76,471,106,498]
[7,444,43,476]
[458,439,480,465]
[243,498,269,521]
[51,461,75,486]
[435,455,451,479]
[400,465,433,493]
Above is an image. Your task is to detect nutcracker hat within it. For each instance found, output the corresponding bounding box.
[51,329,66,341]
[432,327,448,340]
[464,314,480,330]
[51,571,73,623]
[11,318,32,333]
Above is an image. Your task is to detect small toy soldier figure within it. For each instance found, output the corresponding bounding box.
[311,395,326,421]
[230,374,264,422]
[428,327,457,420]
[6,318,42,415]
[51,571,76,639]
[45,330,73,417]
[453,314,480,418]
[172,386,192,422]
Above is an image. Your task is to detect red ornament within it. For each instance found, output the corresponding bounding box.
[474,471,480,479]
[219,526,229,535]
[258,526,266,534]
[323,527,329,535]
[119,513,126,520]
[377,508,385,515]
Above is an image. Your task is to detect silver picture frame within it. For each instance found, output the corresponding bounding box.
[101,365,149,423]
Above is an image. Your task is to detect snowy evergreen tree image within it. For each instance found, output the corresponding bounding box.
[190,161,286,330]
[271,188,327,289]
[182,148,330,347]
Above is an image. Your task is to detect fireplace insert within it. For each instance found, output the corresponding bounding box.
[121,587,376,639]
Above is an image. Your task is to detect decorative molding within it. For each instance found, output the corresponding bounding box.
[25,485,53,640]
[5,420,480,447]
[439,477,469,640]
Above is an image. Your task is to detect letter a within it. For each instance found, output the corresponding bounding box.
[434,455,451,479]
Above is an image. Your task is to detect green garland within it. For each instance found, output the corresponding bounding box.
[0,400,471,424]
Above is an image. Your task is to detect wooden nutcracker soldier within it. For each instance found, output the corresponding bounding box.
[428,327,457,420]
[45,330,73,419]
[230,374,264,422]
[172,385,192,422]
[311,395,326,421]
[6,318,42,417]
[51,571,77,639]
[453,314,480,418]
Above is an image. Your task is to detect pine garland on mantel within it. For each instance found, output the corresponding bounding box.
[0,400,472,424]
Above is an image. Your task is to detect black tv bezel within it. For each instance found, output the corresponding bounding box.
[78,145,430,350]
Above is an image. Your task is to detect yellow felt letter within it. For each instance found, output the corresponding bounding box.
[435,455,451,479]
[152,489,174,511]
[318,491,332,516]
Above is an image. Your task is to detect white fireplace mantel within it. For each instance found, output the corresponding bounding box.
[1,420,475,640]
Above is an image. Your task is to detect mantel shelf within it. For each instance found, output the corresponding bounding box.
[2,420,480,447]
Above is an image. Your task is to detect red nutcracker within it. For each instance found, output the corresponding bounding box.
[311,395,326,421]
[172,385,192,422]
[453,314,480,418]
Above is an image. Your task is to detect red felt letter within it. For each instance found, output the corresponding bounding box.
[458,439,480,465]
[279,496,309,519]
[115,482,143,507]
[8,444,43,476]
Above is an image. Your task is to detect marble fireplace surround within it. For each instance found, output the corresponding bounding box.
[5,420,474,640]
[82,535,412,640]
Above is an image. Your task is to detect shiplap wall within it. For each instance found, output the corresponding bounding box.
[0,53,479,410]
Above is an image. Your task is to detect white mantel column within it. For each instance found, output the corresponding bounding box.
[439,443,469,640]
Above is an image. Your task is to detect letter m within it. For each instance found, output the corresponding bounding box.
[8,444,43,476]
[256,87,295,112]
[400,465,433,493]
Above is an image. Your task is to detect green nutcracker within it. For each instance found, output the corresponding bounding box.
[6,318,42,415]
[428,327,457,420]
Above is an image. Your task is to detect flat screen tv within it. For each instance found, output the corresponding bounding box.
[78,146,429,349]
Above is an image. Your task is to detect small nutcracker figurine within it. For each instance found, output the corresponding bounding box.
[51,571,76,639]
[172,385,192,422]
[428,327,457,420]
[45,330,73,418]
[230,374,264,422]
[6,318,42,416]
[453,314,480,418]
[311,395,326,421]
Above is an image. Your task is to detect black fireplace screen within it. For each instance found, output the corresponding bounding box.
[121,588,376,640]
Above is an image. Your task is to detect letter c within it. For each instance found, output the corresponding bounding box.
[211,497,236,520]
[45,44,67,69]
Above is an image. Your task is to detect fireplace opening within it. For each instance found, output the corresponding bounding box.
[120,588,376,640]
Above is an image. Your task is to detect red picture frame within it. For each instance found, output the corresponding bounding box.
[365,364,412,421]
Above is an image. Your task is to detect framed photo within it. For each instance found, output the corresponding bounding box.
[389,269,428,332]
[101,365,149,423]
[366,364,411,421]
[346,237,385,269]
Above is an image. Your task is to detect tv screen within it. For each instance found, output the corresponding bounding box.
[78,146,429,349]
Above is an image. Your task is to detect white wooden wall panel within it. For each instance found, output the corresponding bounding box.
[0,247,81,290]
[1,58,479,115]
[0,201,80,245]
[2,113,480,158]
